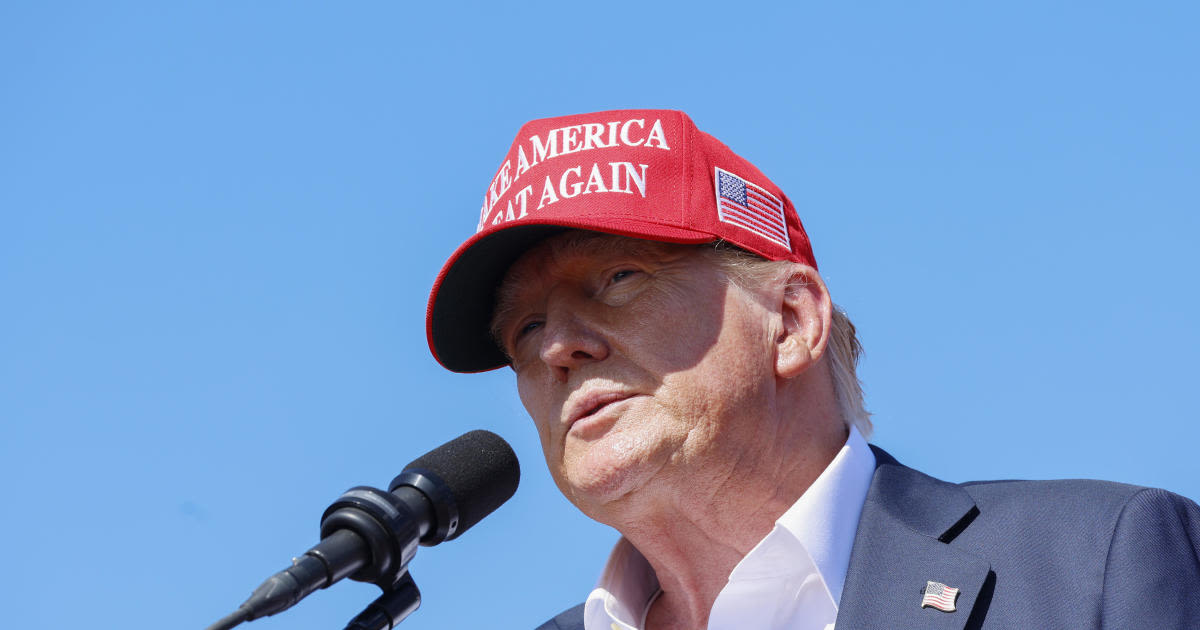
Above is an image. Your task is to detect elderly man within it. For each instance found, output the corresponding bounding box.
[426,110,1200,629]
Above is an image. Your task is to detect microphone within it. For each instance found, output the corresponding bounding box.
[206,430,520,630]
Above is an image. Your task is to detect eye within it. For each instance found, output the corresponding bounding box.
[608,269,639,284]
[508,318,543,351]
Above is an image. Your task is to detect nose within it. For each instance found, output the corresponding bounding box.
[538,303,609,382]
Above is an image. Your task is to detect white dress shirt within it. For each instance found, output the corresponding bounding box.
[583,426,876,630]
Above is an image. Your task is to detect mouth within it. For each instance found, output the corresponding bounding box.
[566,390,635,428]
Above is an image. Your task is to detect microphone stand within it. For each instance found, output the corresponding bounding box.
[343,571,421,630]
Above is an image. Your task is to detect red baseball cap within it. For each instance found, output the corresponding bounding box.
[426,109,816,372]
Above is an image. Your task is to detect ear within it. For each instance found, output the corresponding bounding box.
[774,265,833,379]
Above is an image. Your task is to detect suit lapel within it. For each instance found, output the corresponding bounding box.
[834,447,992,630]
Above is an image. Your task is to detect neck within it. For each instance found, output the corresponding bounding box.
[603,403,848,628]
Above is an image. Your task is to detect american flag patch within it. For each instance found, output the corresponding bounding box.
[921,581,959,612]
[714,167,790,249]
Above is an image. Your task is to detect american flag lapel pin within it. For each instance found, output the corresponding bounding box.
[921,580,960,612]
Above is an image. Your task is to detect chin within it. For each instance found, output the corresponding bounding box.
[561,441,663,515]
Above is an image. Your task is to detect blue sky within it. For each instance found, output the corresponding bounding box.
[2,3,1197,629]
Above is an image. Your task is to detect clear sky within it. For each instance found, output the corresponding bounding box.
[2,3,1197,629]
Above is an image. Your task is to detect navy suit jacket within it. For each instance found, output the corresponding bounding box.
[536,446,1200,629]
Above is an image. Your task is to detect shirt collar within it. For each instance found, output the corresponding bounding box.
[584,426,876,629]
[772,424,875,603]
[586,537,659,630]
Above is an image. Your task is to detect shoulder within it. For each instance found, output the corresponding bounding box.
[953,478,1200,626]
[960,477,1145,519]
[871,458,1200,626]
[958,477,1197,535]
[953,479,1196,551]
[1097,485,1200,578]
[1081,485,1200,627]
[532,603,585,630]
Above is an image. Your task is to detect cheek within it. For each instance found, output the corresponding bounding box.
[663,311,776,416]
[619,297,729,372]
[516,375,558,455]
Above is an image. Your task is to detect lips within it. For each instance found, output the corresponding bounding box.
[565,389,635,428]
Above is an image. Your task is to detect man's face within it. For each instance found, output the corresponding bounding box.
[492,233,783,520]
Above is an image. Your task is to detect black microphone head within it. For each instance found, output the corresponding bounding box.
[390,430,519,544]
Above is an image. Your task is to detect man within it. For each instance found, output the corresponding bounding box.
[425,110,1200,629]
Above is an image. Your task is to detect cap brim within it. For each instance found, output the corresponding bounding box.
[426,219,718,373]
[427,224,567,373]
